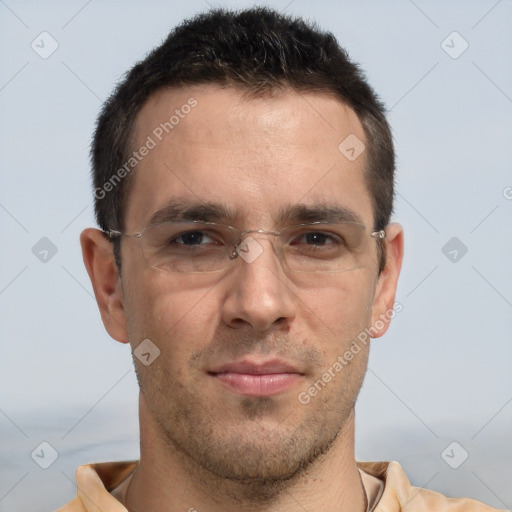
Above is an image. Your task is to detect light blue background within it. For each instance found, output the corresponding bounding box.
[1,0,511,510]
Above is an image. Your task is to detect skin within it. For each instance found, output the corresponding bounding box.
[81,85,403,512]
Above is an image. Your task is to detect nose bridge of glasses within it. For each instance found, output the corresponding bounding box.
[238,228,280,240]
[235,228,282,250]
[229,228,284,263]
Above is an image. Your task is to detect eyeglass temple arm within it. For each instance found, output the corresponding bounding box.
[105,229,119,238]
[104,229,143,239]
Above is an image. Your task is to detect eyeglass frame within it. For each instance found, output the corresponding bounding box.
[105,219,386,273]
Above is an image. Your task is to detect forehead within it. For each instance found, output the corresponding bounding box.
[125,85,373,230]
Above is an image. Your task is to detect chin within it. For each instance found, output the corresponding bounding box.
[162,408,342,485]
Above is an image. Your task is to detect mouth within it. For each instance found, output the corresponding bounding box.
[208,359,305,397]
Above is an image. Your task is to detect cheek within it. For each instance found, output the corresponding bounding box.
[123,270,221,368]
[299,273,375,343]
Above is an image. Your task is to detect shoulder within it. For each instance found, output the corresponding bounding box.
[358,460,506,511]
[56,461,137,512]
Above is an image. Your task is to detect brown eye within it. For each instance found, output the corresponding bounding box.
[302,232,334,245]
[173,231,210,245]
[291,231,341,247]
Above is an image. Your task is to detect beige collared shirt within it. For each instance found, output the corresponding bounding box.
[57,460,505,511]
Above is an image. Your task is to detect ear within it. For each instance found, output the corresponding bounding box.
[370,223,404,338]
[80,228,129,343]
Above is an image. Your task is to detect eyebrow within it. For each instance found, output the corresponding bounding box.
[147,199,363,226]
[148,201,239,225]
[276,203,363,225]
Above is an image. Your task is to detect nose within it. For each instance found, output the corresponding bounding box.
[220,236,297,332]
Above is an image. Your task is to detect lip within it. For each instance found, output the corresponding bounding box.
[210,359,302,375]
[208,359,304,397]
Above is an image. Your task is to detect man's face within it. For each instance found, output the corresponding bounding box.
[116,85,390,481]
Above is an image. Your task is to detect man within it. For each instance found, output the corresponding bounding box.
[59,7,503,512]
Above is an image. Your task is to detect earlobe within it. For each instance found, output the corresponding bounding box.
[80,228,129,344]
[370,223,404,339]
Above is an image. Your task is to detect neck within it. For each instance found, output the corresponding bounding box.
[119,395,367,512]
